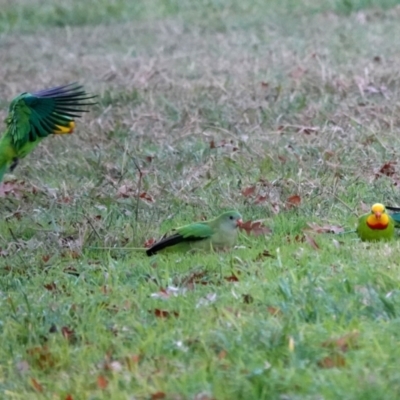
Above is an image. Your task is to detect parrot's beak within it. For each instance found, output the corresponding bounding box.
[374,211,382,219]
[237,219,243,227]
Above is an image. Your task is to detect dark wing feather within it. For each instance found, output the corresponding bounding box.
[146,232,205,256]
[8,82,96,148]
[386,206,400,212]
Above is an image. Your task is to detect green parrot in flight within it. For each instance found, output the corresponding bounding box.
[0,82,96,182]
[356,203,395,241]
[146,210,243,256]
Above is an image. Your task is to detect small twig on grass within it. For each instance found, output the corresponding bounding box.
[87,246,145,251]
[86,216,102,241]
[7,226,28,269]
[334,196,359,217]
[8,227,21,248]
[132,158,143,237]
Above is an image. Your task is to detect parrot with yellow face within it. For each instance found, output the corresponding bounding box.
[356,203,395,241]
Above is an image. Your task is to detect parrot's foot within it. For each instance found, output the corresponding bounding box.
[10,158,19,172]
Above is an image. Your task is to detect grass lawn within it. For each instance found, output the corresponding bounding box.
[2,0,400,398]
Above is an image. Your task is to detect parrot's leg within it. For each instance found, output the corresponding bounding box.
[10,158,19,172]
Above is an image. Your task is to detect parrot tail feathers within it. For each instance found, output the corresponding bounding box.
[386,206,400,212]
[390,213,400,227]
[146,233,204,256]
[385,207,400,227]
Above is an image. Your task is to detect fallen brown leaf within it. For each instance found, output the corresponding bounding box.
[0,180,37,199]
[286,194,301,208]
[31,378,43,392]
[376,161,396,178]
[44,282,57,292]
[61,326,76,343]
[151,392,166,400]
[181,270,209,287]
[254,194,268,204]
[26,346,55,370]
[42,255,51,263]
[322,331,359,352]
[286,234,306,244]
[139,192,154,202]
[240,220,272,236]
[152,309,179,318]
[267,306,281,316]
[255,249,275,260]
[318,354,346,369]
[224,274,239,282]
[97,375,108,390]
[241,186,256,197]
[304,233,320,250]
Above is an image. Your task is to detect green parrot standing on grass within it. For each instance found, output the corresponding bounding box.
[356,203,395,241]
[146,210,243,256]
[0,82,96,182]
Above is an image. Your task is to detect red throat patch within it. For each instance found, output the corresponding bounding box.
[366,220,389,230]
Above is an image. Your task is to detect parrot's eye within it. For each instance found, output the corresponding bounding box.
[229,216,233,220]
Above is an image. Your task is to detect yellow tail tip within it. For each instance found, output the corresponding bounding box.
[53,121,75,134]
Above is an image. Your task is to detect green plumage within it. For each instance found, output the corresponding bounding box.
[356,214,395,241]
[356,204,395,241]
[0,83,96,182]
[146,210,242,256]
[386,206,400,228]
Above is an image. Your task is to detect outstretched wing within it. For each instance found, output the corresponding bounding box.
[6,83,96,149]
[146,223,214,256]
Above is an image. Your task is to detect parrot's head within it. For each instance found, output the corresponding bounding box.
[371,203,386,219]
[367,203,390,230]
[220,210,243,230]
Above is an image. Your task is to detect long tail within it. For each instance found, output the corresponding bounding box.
[386,206,400,212]
[386,206,400,228]
[392,215,400,228]
[146,233,204,256]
